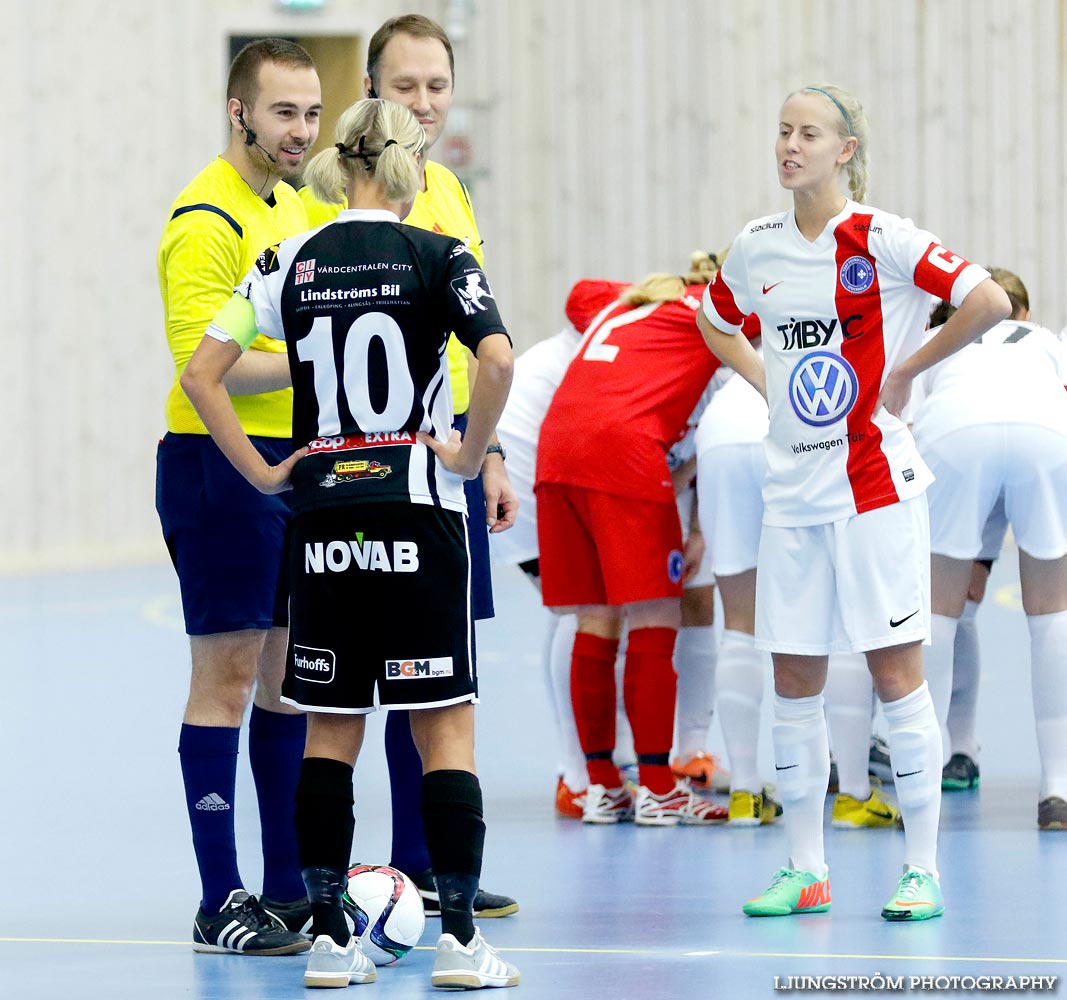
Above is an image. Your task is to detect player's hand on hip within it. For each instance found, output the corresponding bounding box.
[256,446,308,494]
[876,367,912,419]
[418,429,482,479]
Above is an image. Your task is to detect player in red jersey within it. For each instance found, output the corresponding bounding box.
[698,84,1010,920]
[536,256,755,827]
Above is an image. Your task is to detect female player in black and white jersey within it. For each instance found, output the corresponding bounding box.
[911,268,1067,831]
[181,98,519,991]
[698,83,1011,920]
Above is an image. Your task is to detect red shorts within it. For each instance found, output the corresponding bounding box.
[536,483,685,607]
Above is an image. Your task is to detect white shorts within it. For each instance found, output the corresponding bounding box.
[923,424,1067,561]
[677,487,714,588]
[978,493,1008,563]
[696,442,764,577]
[755,495,931,655]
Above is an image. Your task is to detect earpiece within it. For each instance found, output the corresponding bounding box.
[236,104,257,147]
[235,103,277,164]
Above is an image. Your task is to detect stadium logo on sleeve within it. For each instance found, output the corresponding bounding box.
[840,256,875,293]
[788,352,858,427]
[295,258,316,285]
[451,272,494,315]
[256,245,281,276]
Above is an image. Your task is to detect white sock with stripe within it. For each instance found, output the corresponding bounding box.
[1028,611,1067,800]
[772,693,830,877]
[883,681,942,877]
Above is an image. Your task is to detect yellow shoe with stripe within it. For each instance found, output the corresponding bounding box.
[831,787,903,829]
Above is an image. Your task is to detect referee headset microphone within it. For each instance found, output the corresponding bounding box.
[236,102,278,164]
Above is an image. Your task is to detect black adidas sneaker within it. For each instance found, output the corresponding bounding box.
[261,893,361,939]
[192,889,310,955]
[412,869,519,919]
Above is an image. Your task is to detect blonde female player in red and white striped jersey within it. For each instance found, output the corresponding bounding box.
[698,83,1010,921]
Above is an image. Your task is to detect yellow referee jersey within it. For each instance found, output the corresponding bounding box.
[300,159,483,414]
[158,157,309,436]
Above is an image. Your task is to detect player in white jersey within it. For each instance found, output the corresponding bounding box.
[698,83,1011,920]
[911,268,1067,831]
[696,346,897,830]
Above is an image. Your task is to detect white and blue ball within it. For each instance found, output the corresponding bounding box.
[343,864,425,965]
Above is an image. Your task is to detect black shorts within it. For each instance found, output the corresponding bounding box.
[282,502,477,713]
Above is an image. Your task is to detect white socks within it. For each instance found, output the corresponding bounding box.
[923,613,959,766]
[1028,611,1067,800]
[883,681,942,877]
[772,693,830,877]
[545,613,587,791]
[716,630,765,793]
[823,653,874,801]
[947,600,981,760]
[674,625,718,758]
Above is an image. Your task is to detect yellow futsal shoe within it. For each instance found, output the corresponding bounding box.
[831,787,903,829]
[728,788,783,827]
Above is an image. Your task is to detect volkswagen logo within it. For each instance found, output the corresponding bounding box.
[788,351,859,427]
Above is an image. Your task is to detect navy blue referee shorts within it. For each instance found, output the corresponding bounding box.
[454,411,495,621]
[156,432,292,636]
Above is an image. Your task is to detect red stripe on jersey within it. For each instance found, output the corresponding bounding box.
[912,241,972,300]
[707,272,746,328]
[834,214,899,513]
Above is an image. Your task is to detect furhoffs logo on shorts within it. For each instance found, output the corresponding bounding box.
[293,645,336,684]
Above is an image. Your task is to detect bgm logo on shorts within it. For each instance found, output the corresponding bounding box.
[667,549,685,585]
[293,644,336,684]
[839,255,875,293]
[451,271,494,315]
[385,657,455,679]
[789,351,859,427]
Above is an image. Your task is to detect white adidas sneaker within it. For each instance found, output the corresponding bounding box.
[303,934,377,988]
[431,929,520,990]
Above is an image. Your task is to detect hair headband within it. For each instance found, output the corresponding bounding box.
[804,87,853,136]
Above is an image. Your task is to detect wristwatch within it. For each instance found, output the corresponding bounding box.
[484,443,506,461]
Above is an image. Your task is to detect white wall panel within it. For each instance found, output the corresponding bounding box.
[3,0,1064,569]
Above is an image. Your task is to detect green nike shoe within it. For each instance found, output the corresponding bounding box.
[743,867,831,916]
[881,867,945,920]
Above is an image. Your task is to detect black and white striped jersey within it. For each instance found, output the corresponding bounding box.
[237,207,508,514]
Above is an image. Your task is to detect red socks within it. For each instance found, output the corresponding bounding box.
[570,632,620,787]
[624,627,678,794]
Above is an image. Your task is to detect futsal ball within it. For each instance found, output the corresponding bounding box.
[343,863,426,965]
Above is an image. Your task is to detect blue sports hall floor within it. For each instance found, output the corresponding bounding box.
[2,539,1063,999]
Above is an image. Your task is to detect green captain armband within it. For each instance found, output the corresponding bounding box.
[208,293,261,351]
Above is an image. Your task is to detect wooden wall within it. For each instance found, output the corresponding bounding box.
[3,0,1063,569]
